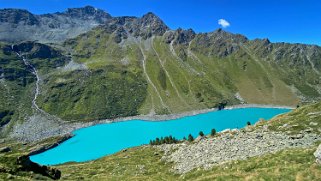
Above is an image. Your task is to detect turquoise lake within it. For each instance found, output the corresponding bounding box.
[30,107,290,165]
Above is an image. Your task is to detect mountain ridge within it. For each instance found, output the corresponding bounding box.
[1,6,320,46]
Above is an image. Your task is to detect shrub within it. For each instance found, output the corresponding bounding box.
[211,128,216,136]
[188,134,194,142]
[149,135,178,145]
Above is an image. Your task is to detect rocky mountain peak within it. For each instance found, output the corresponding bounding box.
[211,28,248,43]
[0,8,39,25]
[137,12,169,38]
[140,12,160,22]
[262,38,271,45]
[63,6,111,22]
[216,28,223,33]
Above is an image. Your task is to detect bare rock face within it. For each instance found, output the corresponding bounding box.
[137,12,169,38]
[103,12,169,41]
[0,9,39,25]
[164,28,196,45]
[0,6,171,44]
[314,144,321,164]
[190,29,248,57]
[0,6,112,43]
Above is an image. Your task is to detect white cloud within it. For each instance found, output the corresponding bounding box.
[218,19,230,28]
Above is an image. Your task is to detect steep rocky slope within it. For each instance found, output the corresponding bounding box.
[0,6,111,43]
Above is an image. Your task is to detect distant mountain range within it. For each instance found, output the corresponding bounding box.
[0,6,320,140]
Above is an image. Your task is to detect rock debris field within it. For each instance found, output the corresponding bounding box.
[157,127,321,173]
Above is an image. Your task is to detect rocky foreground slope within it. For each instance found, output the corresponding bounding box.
[159,127,320,173]
[158,102,321,173]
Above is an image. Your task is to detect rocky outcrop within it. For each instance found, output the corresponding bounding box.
[190,29,248,57]
[62,6,111,22]
[0,6,111,43]
[103,12,169,41]
[0,146,11,153]
[164,28,196,44]
[314,144,321,164]
[136,12,169,38]
[28,134,72,156]
[17,155,61,180]
[0,9,39,25]
[157,130,321,173]
[11,42,69,70]
[12,42,61,59]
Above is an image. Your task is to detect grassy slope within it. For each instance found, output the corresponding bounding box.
[37,66,147,121]
[11,26,317,122]
[1,27,320,125]
[0,41,73,137]
[55,29,303,120]
[0,43,35,133]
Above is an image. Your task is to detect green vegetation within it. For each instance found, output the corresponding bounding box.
[199,131,204,137]
[0,110,14,126]
[0,42,37,133]
[211,128,216,136]
[2,27,320,125]
[149,135,179,145]
[188,134,194,142]
[267,101,321,135]
[60,28,321,118]
[38,66,148,121]
[0,137,67,180]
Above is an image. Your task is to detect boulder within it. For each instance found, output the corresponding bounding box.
[314,144,321,164]
[0,146,11,153]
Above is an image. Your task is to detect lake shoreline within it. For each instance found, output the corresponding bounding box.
[91,104,295,124]
[29,104,293,165]
[62,104,294,137]
[9,104,294,143]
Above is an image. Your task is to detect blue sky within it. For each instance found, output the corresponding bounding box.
[1,0,320,45]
